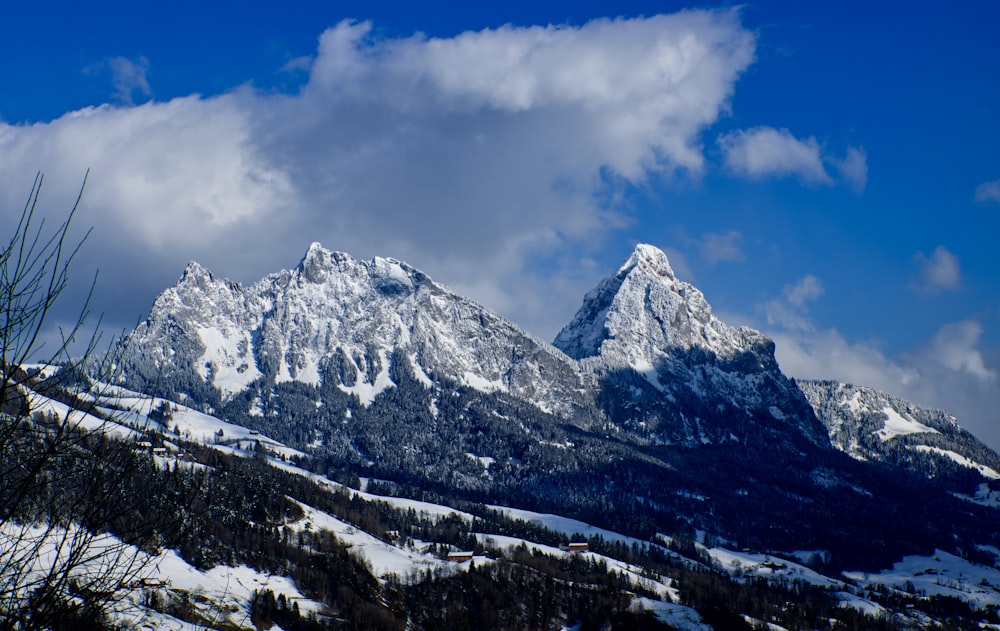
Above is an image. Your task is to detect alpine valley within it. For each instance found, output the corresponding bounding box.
[13,243,1000,629]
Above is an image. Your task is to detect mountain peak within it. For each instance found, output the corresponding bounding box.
[297,242,340,283]
[177,261,223,292]
[553,243,698,361]
[555,244,828,447]
[620,243,675,280]
[181,260,211,279]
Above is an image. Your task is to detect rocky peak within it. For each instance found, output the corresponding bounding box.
[619,242,676,280]
[297,242,338,284]
[179,260,216,286]
[554,243,738,362]
[554,243,828,448]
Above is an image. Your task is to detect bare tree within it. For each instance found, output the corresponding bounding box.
[0,174,163,629]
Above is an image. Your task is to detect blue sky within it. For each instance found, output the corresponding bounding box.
[2,2,999,446]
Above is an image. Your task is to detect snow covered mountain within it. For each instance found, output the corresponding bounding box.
[112,242,1000,574]
[800,380,1000,483]
[122,242,588,417]
[554,243,828,448]
[28,238,1000,630]
[122,242,828,450]
[20,373,1000,629]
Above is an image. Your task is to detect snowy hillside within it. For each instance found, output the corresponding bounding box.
[800,380,1000,487]
[16,376,1000,629]
[73,241,1000,629]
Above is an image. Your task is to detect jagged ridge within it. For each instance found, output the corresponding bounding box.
[122,242,832,449]
[800,379,1000,481]
[122,242,588,417]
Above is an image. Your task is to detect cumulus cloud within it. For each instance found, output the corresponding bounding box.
[771,327,919,391]
[912,246,961,294]
[760,274,823,332]
[699,230,744,265]
[718,127,832,184]
[718,126,866,190]
[916,320,997,382]
[975,179,1000,204]
[281,55,313,74]
[773,320,1000,449]
[0,11,756,341]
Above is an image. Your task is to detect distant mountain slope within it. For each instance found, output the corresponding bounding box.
[800,380,1000,483]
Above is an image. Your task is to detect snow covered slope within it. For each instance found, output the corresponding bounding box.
[14,370,1000,629]
[800,380,1000,483]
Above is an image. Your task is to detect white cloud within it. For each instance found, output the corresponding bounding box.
[0,11,757,341]
[913,246,961,294]
[303,14,755,179]
[916,320,996,382]
[771,327,919,391]
[773,319,1000,450]
[975,179,1000,204]
[782,274,823,307]
[759,274,823,332]
[718,126,866,190]
[281,55,313,74]
[718,127,832,184]
[699,230,744,265]
[833,146,867,193]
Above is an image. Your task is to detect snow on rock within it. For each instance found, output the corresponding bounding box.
[801,380,1000,483]
[554,243,828,447]
[121,242,838,451]
[554,243,749,362]
[195,326,262,395]
[123,243,586,415]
